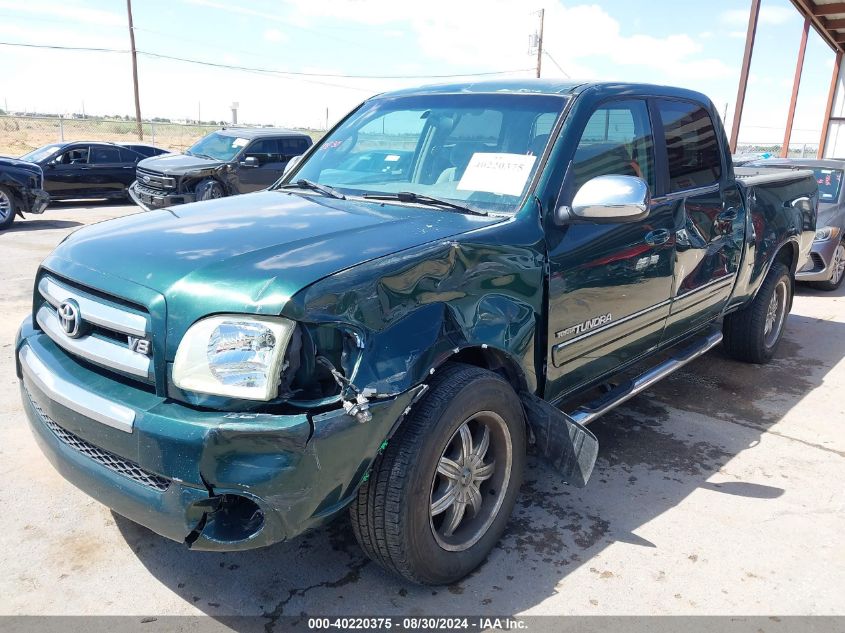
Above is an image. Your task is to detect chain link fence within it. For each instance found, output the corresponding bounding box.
[735,142,820,159]
[0,115,323,158]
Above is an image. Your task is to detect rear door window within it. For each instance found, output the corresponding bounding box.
[279,137,310,157]
[656,100,722,192]
[571,99,655,193]
[89,145,122,164]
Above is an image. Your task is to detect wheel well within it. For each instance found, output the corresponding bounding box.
[775,241,799,276]
[446,347,529,394]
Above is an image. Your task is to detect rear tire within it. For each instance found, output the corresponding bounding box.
[722,262,792,364]
[0,186,17,230]
[350,363,526,585]
[813,241,845,291]
[195,179,224,201]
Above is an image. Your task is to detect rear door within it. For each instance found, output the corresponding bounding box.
[654,99,745,344]
[545,98,676,401]
[87,144,128,196]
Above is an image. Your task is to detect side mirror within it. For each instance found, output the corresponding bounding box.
[556,175,650,225]
[240,156,259,168]
[45,161,56,169]
[282,154,302,178]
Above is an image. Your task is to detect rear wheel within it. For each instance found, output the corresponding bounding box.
[723,262,792,364]
[0,186,17,230]
[813,241,845,291]
[350,363,526,585]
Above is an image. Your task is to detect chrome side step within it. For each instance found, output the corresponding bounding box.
[567,331,723,426]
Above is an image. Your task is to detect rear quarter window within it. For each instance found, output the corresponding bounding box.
[657,100,722,192]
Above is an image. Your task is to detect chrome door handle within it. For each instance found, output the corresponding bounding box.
[645,229,670,246]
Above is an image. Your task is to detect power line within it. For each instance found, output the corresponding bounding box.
[0,41,532,81]
[543,50,571,78]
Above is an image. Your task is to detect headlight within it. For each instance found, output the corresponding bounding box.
[173,315,295,400]
[814,226,840,242]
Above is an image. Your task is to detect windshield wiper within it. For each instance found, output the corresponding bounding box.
[362,191,487,216]
[278,179,346,200]
[193,152,218,161]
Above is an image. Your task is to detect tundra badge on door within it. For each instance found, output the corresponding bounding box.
[556,313,613,339]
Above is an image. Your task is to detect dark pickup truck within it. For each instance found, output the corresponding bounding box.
[15,81,817,585]
[128,127,312,210]
[0,156,50,230]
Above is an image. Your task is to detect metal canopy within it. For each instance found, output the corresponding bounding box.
[789,0,845,53]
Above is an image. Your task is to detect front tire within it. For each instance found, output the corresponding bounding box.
[723,262,792,364]
[195,179,224,201]
[0,186,17,230]
[813,241,845,291]
[350,363,526,585]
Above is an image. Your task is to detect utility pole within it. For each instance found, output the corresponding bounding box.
[535,9,544,78]
[126,0,143,139]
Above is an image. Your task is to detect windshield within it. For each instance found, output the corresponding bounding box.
[186,131,249,161]
[814,168,843,202]
[20,144,63,163]
[288,93,566,214]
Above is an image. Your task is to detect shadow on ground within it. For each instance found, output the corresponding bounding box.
[113,285,845,628]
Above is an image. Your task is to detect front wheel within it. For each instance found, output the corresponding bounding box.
[195,179,224,201]
[350,363,526,585]
[723,262,792,364]
[0,186,17,230]
[813,241,845,291]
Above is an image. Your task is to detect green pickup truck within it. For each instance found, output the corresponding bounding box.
[15,81,818,585]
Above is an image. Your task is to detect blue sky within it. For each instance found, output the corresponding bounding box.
[0,0,836,144]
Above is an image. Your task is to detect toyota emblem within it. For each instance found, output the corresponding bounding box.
[58,300,82,338]
[143,175,151,183]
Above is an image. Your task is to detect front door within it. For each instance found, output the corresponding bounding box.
[654,99,745,344]
[237,138,287,192]
[44,145,90,198]
[545,98,675,402]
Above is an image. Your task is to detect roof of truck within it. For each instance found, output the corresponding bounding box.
[216,127,310,139]
[376,79,713,104]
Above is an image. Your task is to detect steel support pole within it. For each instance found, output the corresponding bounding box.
[781,17,811,157]
[819,51,843,158]
[730,0,761,154]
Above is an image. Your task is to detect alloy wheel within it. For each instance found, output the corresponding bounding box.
[429,411,512,552]
[0,189,11,221]
[830,243,845,286]
[763,279,788,348]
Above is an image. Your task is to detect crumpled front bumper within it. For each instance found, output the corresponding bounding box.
[25,188,50,215]
[128,180,195,211]
[16,317,422,551]
[796,237,841,282]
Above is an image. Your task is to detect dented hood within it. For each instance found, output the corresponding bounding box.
[45,190,500,342]
[138,152,225,174]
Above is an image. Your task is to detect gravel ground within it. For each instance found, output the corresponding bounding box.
[0,201,843,623]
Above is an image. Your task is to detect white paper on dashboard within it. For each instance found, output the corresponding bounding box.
[457,153,537,196]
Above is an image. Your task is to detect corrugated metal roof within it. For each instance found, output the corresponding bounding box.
[791,0,845,52]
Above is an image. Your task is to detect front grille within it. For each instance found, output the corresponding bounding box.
[136,167,176,191]
[36,274,154,385]
[26,387,171,492]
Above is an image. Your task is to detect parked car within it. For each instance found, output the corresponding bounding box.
[0,156,50,230]
[744,158,845,290]
[128,128,313,210]
[16,81,817,585]
[18,141,167,202]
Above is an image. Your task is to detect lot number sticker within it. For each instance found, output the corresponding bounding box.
[458,153,537,196]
